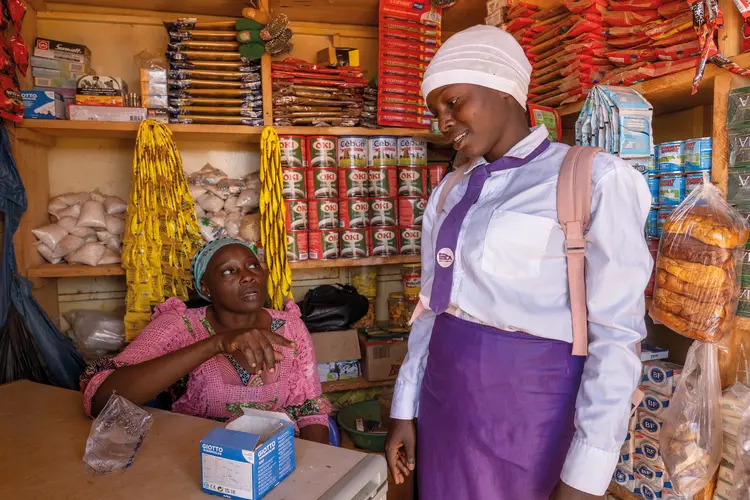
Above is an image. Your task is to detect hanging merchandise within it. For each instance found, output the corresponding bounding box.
[122,120,203,341]
[260,127,293,310]
[0,126,84,388]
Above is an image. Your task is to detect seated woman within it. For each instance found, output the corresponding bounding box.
[81,238,330,444]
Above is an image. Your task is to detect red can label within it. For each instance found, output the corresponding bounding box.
[339,199,370,228]
[338,168,370,198]
[368,167,398,197]
[306,168,338,199]
[287,230,309,262]
[282,169,307,200]
[370,226,400,256]
[308,135,338,169]
[398,197,428,226]
[369,197,398,227]
[284,200,308,231]
[399,226,422,255]
[340,228,370,259]
[398,167,428,196]
[428,165,447,193]
[309,230,340,260]
[308,199,339,230]
[279,135,306,168]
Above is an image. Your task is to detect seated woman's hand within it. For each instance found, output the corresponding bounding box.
[215,328,295,374]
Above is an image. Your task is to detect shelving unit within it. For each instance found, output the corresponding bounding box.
[321,377,394,393]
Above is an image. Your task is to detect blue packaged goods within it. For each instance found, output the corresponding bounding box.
[613,466,637,492]
[638,390,671,417]
[635,433,664,467]
[200,410,295,500]
[683,137,712,171]
[22,90,65,119]
[657,141,685,173]
[626,156,656,174]
[635,409,664,438]
[640,344,668,361]
[646,173,659,206]
[646,208,658,238]
[656,208,674,238]
[658,173,685,206]
[686,171,709,197]
[642,360,682,397]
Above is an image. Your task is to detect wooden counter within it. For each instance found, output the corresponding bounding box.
[0,380,384,500]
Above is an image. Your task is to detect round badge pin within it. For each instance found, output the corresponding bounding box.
[437,248,454,268]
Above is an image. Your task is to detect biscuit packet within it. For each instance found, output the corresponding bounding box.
[649,172,749,344]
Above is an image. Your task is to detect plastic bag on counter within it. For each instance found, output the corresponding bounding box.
[660,341,723,497]
[649,174,749,343]
[64,309,125,362]
[83,393,154,474]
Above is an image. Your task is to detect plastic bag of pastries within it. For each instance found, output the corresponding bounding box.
[649,173,749,343]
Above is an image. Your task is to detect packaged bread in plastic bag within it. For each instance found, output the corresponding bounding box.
[649,173,749,343]
[659,341,723,497]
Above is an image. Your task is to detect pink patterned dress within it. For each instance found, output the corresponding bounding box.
[81,298,331,431]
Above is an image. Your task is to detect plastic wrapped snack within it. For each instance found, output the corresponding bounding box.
[649,175,748,343]
[77,200,108,230]
[32,223,68,249]
[659,341,723,497]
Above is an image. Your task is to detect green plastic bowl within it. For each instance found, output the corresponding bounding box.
[337,400,387,452]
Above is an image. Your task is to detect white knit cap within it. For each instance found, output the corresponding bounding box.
[421,25,532,110]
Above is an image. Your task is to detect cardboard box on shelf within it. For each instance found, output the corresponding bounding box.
[316,46,360,68]
[68,105,146,122]
[34,38,91,65]
[30,55,89,73]
[311,329,361,364]
[642,360,682,397]
[77,75,128,97]
[75,95,124,106]
[358,331,409,382]
[23,90,65,119]
[317,360,360,383]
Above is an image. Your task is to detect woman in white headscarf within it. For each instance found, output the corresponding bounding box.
[384,25,652,500]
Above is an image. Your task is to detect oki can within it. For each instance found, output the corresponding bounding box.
[398,137,427,166]
[368,167,398,197]
[370,226,400,257]
[279,135,306,168]
[282,168,307,200]
[338,136,368,168]
[284,200,308,231]
[287,230,309,262]
[398,167,428,197]
[308,199,339,230]
[683,137,712,172]
[659,173,686,206]
[339,198,371,228]
[399,226,422,255]
[308,135,338,169]
[370,197,398,227]
[428,165,448,193]
[657,141,685,173]
[309,229,339,260]
[399,197,428,226]
[340,228,370,259]
[368,136,398,166]
[338,167,370,198]
[306,168,338,199]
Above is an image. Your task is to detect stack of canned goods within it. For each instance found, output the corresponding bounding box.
[280,134,446,261]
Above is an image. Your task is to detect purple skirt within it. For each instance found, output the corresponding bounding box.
[417,313,585,500]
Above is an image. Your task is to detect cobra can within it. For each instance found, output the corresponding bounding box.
[657,141,685,173]
[370,226,400,257]
[646,208,658,239]
[646,173,658,206]
[308,229,339,260]
[340,228,370,259]
[308,135,338,169]
[308,199,339,230]
[338,167,370,198]
[282,168,307,200]
[284,200,308,231]
[398,137,427,166]
[338,136,367,168]
[399,197,428,226]
[658,173,686,206]
[279,135,306,169]
[287,230,309,262]
[428,165,448,193]
[399,226,422,255]
[339,199,371,228]
[368,136,398,166]
[683,137,712,172]
[401,263,422,296]
[686,171,709,196]
[306,168,338,199]
[657,208,675,238]
[398,167,428,196]
[368,167,398,197]
[370,197,398,227]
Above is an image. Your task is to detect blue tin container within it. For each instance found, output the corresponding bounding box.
[659,173,686,206]
[646,208,658,239]
[646,173,659,206]
[686,170,710,196]
[657,208,675,238]
[683,137,712,172]
[657,141,685,173]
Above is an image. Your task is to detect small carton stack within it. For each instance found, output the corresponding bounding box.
[70,75,142,122]
[485,0,507,27]
[311,329,362,383]
[139,60,168,123]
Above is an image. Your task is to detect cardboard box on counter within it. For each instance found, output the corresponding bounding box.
[23,91,65,119]
[34,38,91,64]
[317,360,360,383]
[311,329,361,364]
[358,330,409,382]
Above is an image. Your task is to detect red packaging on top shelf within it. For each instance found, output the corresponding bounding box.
[507,18,535,32]
[508,2,540,18]
[381,37,437,56]
[608,0,663,10]
[655,40,702,60]
[645,12,693,40]
[658,1,692,17]
[607,47,659,65]
[382,27,439,46]
[564,0,609,14]
[653,28,698,46]
[602,9,660,26]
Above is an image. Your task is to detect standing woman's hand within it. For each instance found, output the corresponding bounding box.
[385,419,417,484]
[550,481,604,500]
[215,328,295,373]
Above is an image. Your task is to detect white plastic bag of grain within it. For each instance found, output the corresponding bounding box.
[52,234,86,259]
[205,184,231,200]
[37,242,62,264]
[199,219,226,242]
[56,216,94,238]
[209,210,227,228]
[57,204,81,219]
[225,212,243,238]
[48,197,69,217]
[85,235,99,243]
[77,201,108,229]
[96,231,121,252]
[236,188,260,212]
[195,164,228,185]
[217,178,245,196]
[196,193,224,213]
[51,192,91,209]
[195,203,205,218]
[239,213,260,243]
[103,196,127,215]
[189,185,207,200]
[32,223,68,249]
[98,248,121,265]
[90,189,106,203]
[223,195,240,213]
[105,215,125,236]
[67,242,106,266]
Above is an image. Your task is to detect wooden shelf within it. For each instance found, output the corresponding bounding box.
[25,255,420,278]
[322,377,395,393]
[16,121,447,145]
